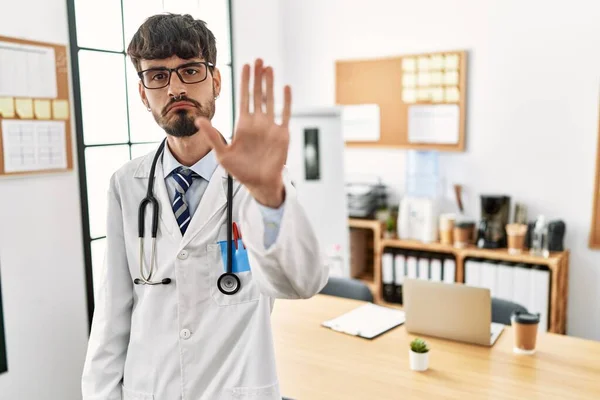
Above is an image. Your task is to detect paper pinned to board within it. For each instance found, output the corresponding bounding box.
[341,104,380,142]
[408,104,460,144]
[0,41,57,99]
[1,119,67,172]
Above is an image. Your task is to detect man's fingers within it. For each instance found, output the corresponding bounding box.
[265,66,274,118]
[281,85,292,127]
[253,58,264,114]
[239,64,250,115]
[196,117,228,155]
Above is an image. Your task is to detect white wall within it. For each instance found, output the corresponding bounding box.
[232,0,600,339]
[0,0,89,398]
[231,0,288,115]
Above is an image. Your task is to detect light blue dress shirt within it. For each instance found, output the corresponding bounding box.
[162,143,284,249]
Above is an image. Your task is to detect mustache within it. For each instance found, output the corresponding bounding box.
[162,96,201,116]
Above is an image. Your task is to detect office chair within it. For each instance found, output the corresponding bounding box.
[491,298,528,325]
[319,276,374,302]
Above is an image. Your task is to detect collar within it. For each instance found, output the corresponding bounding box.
[162,141,218,181]
[132,142,241,197]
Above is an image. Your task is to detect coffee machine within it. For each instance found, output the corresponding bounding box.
[477,195,511,248]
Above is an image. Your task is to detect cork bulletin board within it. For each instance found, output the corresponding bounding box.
[336,50,467,151]
[0,35,74,176]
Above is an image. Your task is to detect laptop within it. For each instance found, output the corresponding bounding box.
[403,278,504,346]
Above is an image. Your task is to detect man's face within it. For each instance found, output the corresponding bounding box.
[138,55,221,137]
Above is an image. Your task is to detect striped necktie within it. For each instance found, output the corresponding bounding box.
[171,167,196,235]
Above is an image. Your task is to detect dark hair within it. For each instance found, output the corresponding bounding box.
[127,13,217,72]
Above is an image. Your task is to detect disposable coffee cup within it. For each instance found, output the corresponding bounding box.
[439,214,456,245]
[453,221,475,248]
[506,223,527,254]
[511,311,540,355]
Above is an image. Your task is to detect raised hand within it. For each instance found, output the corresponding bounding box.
[195,58,291,208]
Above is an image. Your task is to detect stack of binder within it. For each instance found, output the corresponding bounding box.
[464,258,550,332]
[381,249,456,305]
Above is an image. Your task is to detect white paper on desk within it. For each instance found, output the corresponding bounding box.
[0,41,57,99]
[2,119,67,172]
[322,303,405,339]
[407,104,459,144]
[341,104,380,142]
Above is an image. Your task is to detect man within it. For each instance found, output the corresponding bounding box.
[81,13,329,400]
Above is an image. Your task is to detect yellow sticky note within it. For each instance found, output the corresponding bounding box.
[418,56,430,71]
[15,98,34,119]
[444,71,459,86]
[52,100,69,120]
[34,99,51,119]
[402,88,417,103]
[430,55,444,70]
[402,73,417,88]
[418,72,431,87]
[445,54,460,70]
[417,88,431,101]
[402,57,416,72]
[431,87,445,103]
[445,87,460,103]
[431,72,443,85]
[0,97,15,118]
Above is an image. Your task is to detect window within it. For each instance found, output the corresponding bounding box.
[66,0,235,327]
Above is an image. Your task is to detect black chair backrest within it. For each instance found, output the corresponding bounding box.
[319,276,374,302]
[492,297,528,325]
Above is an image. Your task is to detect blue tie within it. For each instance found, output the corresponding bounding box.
[171,167,196,235]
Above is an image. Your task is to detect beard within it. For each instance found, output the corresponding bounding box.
[155,94,215,138]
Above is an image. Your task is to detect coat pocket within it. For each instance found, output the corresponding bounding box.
[207,243,261,306]
[121,384,154,400]
[229,381,281,399]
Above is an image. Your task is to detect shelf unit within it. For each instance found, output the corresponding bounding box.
[348,218,384,302]
[348,218,569,334]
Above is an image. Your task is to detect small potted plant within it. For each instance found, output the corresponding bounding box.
[409,338,430,371]
[383,215,395,239]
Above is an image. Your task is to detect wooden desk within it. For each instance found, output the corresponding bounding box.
[272,295,600,399]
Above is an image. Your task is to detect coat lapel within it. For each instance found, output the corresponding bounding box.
[134,149,243,249]
[180,165,242,249]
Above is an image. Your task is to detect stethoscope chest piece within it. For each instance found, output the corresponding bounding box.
[217,272,241,295]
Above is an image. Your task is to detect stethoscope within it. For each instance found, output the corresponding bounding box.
[133,137,241,295]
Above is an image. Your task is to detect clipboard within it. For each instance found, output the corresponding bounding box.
[321,303,405,339]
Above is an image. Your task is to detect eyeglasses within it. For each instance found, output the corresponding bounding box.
[138,61,214,89]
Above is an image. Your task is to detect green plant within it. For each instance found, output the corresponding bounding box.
[410,338,429,353]
[386,217,395,232]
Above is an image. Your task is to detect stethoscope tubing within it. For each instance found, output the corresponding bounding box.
[136,137,238,293]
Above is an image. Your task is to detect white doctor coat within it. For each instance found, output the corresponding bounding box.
[81,148,329,400]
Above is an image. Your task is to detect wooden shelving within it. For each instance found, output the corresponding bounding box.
[348,218,570,334]
[348,219,384,302]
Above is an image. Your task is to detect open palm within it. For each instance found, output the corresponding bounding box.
[196,59,291,207]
